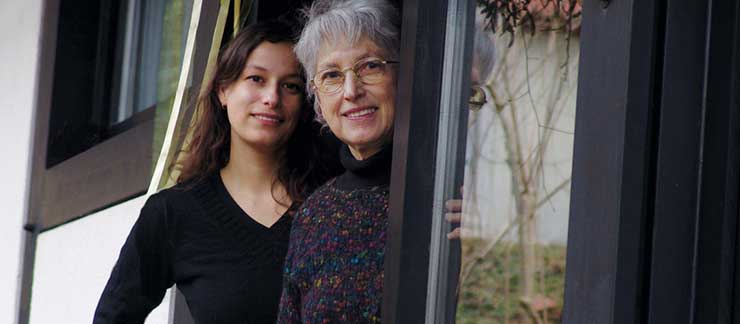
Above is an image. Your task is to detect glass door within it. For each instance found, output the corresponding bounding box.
[422,1,581,323]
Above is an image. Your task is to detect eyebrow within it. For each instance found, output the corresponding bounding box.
[245,64,268,71]
[243,65,303,80]
[282,73,304,80]
[316,53,377,71]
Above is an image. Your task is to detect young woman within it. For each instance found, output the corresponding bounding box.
[94,20,338,324]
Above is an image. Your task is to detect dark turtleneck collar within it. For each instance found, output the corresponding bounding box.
[335,144,392,190]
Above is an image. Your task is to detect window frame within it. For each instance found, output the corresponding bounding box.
[646,0,740,322]
[382,0,451,322]
[33,0,185,231]
[564,0,740,322]
[18,0,221,322]
[422,0,474,322]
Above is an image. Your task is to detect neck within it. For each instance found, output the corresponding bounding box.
[220,139,283,197]
[348,143,383,160]
[336,143,392,190]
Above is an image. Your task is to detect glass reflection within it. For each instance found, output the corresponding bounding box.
[455,6,580,323]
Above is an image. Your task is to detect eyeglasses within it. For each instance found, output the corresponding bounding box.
[468,86,487,111]
[312,58,399,95]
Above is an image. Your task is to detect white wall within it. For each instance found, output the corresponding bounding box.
[0,0,43,322]
[29,195,171,324]
[462,31,579,245]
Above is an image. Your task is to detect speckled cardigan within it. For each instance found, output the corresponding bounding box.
[277,145,392,324]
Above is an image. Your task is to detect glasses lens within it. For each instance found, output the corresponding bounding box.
[317,69,343,93]
[315,59,393,94]
[468,86,487,111]
[357,60,386,84]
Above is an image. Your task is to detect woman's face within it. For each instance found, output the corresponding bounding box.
[314,37,397,159]
[218,41,304,152]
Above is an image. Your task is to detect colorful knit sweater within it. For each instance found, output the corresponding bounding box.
[277,145,392,323]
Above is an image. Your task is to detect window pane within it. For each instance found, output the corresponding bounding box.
[46,0,116,167]
[46,0,193,167]
[429,1,582,323]
[458,7,580,324]
[110,0,193,125]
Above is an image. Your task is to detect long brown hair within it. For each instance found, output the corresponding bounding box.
[175,20,339,203]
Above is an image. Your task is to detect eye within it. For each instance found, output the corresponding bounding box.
[357,60,384,75]
[366,60,383,69]
[246,75,264,83]
[282,82,303,94]
[320,70,342,81]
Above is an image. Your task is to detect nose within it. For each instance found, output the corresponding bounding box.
[342,71,365,101]
[262,84,280,108]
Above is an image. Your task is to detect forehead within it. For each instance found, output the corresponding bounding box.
[243,41,302,76]
[316,37,387,69]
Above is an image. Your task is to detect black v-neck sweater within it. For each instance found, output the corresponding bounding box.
[94,173,295,324]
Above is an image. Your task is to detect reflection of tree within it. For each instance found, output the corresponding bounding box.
[477,0,582,47]
[460,24,578,323]
[153,0,192,169]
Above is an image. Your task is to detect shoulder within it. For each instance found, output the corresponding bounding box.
[138,177,214,225]
[301,178,339,206]
[132,179,216,241]
[291,178,338,225]
[151,176,214,207]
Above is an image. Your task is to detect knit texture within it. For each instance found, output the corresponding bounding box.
[94,173,295,324]
[277,145,391,323]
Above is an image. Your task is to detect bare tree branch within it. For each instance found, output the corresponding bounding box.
[535,177,571,211]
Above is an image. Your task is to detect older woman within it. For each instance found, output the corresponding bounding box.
[277,0,399,322]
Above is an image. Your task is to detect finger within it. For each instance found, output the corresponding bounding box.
[447,227,461,240]
[445,199,463,212]
[445,212,461,223]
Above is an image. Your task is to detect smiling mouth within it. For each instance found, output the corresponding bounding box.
[343,107,378,119]
[251,113,283,123]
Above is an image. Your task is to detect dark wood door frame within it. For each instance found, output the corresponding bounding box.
[382,0,450,322]
[558,0,664,322]
[649,0,740,322]
[564,0,740,323]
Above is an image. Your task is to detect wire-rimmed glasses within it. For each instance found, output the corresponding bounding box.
[469,85,487,111]
[311,57,399,95]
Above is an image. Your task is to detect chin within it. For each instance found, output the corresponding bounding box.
[345,135,387,151]
[241,133,289,149]
[343,134,375,146]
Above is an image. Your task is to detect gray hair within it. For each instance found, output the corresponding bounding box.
[294,0,400,124]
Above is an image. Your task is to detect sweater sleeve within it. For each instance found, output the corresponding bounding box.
[93,194,175,324]
[276,270,302,324]
[276,218,304,324]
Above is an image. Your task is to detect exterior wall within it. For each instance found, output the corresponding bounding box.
[29,196,171,324]
[0,0,43,322]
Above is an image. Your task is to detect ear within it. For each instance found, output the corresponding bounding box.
[314,99,324,119]
[217,86,228,108]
